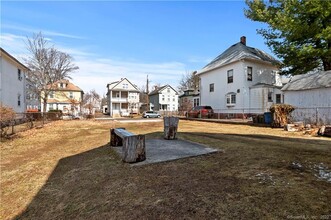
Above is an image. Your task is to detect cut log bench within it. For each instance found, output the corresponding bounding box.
[164,116,179,140]
[110,128,146,163]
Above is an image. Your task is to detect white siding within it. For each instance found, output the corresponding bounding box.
[0,56,26,113]
[284,88,331,107]
[199,59,280,113]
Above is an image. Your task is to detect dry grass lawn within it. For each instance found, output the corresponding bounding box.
[1,119,330,219]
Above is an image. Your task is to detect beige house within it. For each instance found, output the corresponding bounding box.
[106,78,140,117]
[44,80,84,115]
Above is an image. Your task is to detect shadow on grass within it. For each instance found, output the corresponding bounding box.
[14,132,331,219]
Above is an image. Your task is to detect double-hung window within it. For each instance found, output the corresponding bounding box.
[247,67,252,81]
[209,83,214,92]
[227,70,233,83]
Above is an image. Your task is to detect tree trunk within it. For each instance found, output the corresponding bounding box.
[43,98,47,113]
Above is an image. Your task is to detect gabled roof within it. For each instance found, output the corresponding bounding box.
[281,71,331,91]
[149,84,178,96]
[47,79,83,92]
[107,78,139,91]
[0,47,29,71]
[198,38,280,75]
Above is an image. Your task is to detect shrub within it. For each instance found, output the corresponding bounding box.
[0,105,15,138]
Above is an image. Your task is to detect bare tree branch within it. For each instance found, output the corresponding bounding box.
[24,32,79,112]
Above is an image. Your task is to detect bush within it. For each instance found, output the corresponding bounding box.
[48,109,63,114]
[0,105,15,138]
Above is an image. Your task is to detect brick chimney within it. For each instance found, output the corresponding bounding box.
[240,36,246,45]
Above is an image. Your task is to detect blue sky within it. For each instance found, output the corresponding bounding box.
[1,1,273,96]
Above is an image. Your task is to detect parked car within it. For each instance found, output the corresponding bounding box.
[142,111,161,118]
[186,106,214,118]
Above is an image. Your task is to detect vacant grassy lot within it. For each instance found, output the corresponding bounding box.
[1,120,330,219]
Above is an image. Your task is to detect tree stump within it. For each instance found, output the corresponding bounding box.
[163,117,179,140]
[318,126,331,137]
[122,135,146,163]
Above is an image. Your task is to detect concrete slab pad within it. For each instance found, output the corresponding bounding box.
[112,139,219,166]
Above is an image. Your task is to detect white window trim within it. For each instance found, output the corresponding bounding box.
[226,93,236,107]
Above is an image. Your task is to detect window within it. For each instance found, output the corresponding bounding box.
[69,92,73,99]
[247,67,252,81]
[268,92,273,102]
[49,91,54,99]
[123,83,128,89]
[49,104,53,110]
[18,69,22,81]
[162,95,165,101]
[18,94,21,106]
[276,94,281,103]
[194,98,199,107]
[227,70,233,83]
[226,93,236,106]
[209,83,214,92]
[167,88,170,93]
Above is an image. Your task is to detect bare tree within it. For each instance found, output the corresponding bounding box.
[25,32,79,112]
[178,71,199,93]
[82,90,100,115]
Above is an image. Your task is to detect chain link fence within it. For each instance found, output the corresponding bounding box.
[177,107,331,125]
[290,107,331,125]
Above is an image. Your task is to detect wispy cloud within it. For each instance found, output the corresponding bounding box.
[72,57,186,95]
[2,24,85,40]
[1,32,186,96]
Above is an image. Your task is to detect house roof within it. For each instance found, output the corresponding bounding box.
[198,38,280,75]
[281,71,331,91]
[0,47,29,71]
[107,78,139,91]
[47,79,83,92]
[149,85,178,96]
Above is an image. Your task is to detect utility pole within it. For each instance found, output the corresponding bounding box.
[146,75,150,111]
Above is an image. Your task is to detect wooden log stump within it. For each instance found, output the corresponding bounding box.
[164,117,179,140]
[110,128,146,163]
[318,125,331,137]
[122,135,146,163]
[110,128,124,146]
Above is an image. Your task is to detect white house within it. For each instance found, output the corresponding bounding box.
[282,71,331,124]
[106,78,140,117]
[0,48,28,113]
[197,36,284,118]
[149,85,178,111]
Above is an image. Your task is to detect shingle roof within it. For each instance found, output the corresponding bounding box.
[149,85,178,96]
[281,71,331,91]
[199,42,280,74]
[48,80,83,92]
[149,85,168,95]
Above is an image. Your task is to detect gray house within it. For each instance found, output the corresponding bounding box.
[149,85,179,111]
